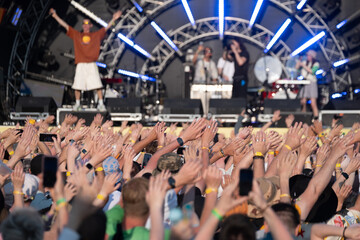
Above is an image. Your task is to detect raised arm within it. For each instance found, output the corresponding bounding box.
[50,8,69,32]
[105,10,122,31]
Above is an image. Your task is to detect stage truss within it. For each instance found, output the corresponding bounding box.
[99,0,350,92]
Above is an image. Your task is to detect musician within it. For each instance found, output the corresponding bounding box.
[217,48,234,83]
[49,8,122,111]
[229,39,249,98]
[192,45,218,84]
[296,50,319,118]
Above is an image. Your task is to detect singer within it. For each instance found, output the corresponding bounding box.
[49,8,121,111]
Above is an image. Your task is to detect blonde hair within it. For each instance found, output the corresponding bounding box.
[122,178,149,218]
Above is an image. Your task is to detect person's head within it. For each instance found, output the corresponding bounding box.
[219,214,256,240]
[82,19,93,33]
[0,208,44,240]
[30,154,43,176]
[145,140,158,155]
[121,178,149,218]
[152,152,183,176]
[271,203,301,236]
[306,50,316,62]
[78,209,107,240]
[204,47,213,59]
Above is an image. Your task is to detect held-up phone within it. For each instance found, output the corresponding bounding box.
[39,133,57,142]
[43,155,58,188]
[239,169,253,196]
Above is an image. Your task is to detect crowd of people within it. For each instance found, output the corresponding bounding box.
[0,111,360,239]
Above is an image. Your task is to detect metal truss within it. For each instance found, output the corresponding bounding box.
[141,17,292,75]
[7,0,54,107]
[97,0,349,91]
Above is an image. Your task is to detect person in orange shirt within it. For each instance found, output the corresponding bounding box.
[49,8,121,111]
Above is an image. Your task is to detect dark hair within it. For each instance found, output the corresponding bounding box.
[78,209,107,240]
[145,141,158,155]
[272,203,300,231]
[219,214,256,240]
[131,162,141,178]
[30,154,44,176]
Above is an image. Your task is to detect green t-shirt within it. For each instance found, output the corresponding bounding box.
[106,205,171,240]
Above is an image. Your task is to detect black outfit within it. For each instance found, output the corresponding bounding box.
[232,50,249,98]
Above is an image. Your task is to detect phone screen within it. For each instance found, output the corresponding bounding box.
[43,156,58,188]
[239,169,253,196]
[39,133,57,142]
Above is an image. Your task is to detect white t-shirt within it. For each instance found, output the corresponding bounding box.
[217,57,235,83]
[194,57,218,83]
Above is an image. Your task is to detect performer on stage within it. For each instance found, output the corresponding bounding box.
[49,8,122,111]
[192,45,218,84]
[230,39,249,98]
[296,50,319,118]
[217,48,234,83]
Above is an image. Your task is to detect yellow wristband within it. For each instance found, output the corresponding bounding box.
[9,151,14,156]
[305,161,311,164]
[56,202,67,211]
[130,139,135,143]
[128,130,132,134]
[318,132,325,137]
[95,167,104,172]
[316,164,322,168]
[2,159,8,164]
[202,146,210,152]
[66,171,72,177]
[157,146,163,149]
[205,188,218,194]
[284,144,292,151]
[219,149,225,157]
[97,194,106,201]
[254,152,264,157]
[28,119,36,125]
[13,191,24,195]
[280,193,291,198]
[336,163,341,168]
[268,151,274,155]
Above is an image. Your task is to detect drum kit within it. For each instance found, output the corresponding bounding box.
[253,55,309,100]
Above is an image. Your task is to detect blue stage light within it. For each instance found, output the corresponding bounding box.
[354,89,360,94]
[336,20,347,29]
[117,33,153,59]
[151,21,179,52]
[11,8,22,26]
[181,0,195,27]
[331,93,342,99]
[96,62,107,68]
[333,58,349,68]
[290,31,326,57]
[218,0,225,38]
[248,0,264,29]
[130,0,143,12]
[117,69,156,82]
[315,69,324,75]
[296,0,307,10]
[264,18,292,53]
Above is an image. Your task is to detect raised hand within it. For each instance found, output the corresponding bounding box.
[284,122,305,150]
[223,137,244,156]
[299,136,317,157]
[285,114,295,128]
[328,124,344,142]
[202,166,222,190]
[184,144,198,162]
[146,171,171,210]
[99,173,121,196]
[237,127,251,140]
[122,145,136,180]
[215,180,248,216]
[330,135,354,160]
[181,118,206,142]
[90,141,113,166]
[266,131,283,151]
[201,120,218,147]
[311,120,323,135]
[175,159,202,186]
[271,110,281,123]
[74,118,86,131]
[277,151,297,180]
[112,10,122,20]
[344,153,360,174]
[315,143,330,167]
[64,182,77,202]
[252,131,268,156]
[11,165,25,192]
[233,143,250,166]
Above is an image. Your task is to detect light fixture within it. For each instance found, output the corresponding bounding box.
[151,21,179,52]
[248,0,265,29]
[296,0,307,10]
[117,33,153,59]
[181,0,196,27]
[218,0,225,39]
[290,31,326,57]
[117,69,156,82]
[264,18,292,53]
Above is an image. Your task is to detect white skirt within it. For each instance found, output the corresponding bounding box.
[72,62,103,91]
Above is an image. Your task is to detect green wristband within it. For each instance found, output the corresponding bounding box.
[211,208,223,221]
[56,198,66,206]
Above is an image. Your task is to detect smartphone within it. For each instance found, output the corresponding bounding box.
[16,129,23,136]
[39,133,57,142]
[239,169,253,196]
[43,155,58,188]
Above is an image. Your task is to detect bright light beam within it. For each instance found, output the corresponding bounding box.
[117,33,153,59]
[336,20,347,29]
[117,69,156,82]
[130,0,143,12]
[181,0,196,27]
[218,0,225,39]
[248,0,264,30]
[264,18,292,53]
[333,59,349,68]
[151,21,179,52]
[96,62,107,68]
[296,0,307,10]
[70,0,108,27]
[290,31,326,57]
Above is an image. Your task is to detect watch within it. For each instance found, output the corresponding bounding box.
[85,162,94,170]
[342,172,349,180]
[176,137,184,147]
[168,176,176,189]
[81,149,88,154]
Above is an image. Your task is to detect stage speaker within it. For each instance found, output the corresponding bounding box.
[106,98,141,113]
[23,79,64,107]
[263,99,301,114]
[323,100,360,110]
[163,99,203,114]
[209,99,247,114]
[57,109,110,126]
[15,97,57,114]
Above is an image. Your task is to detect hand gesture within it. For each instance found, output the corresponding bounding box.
[344,153,360,174]
[285,114,295,128]
[67,142,80,160]
[146,171,171,210]
[311,120,323,135]
[334,184,352,206]
[248,179,268,212]
[11,165,25,191]
[328,124,344,141]
[252,131,268,155]
[176,159,202,185]
[238,127,251,140]
[184,144,198,162]
[266,131,282,151]
[277,151,297,180]
[197,45,204,52]
[100,173,121,196]
[233,143,250,166]
[271,110,281,123]
[181,118,206,142]
[74,118,86,131]
[122,145,136,179]
[202,166,222,190]
[91,141,113,166]
[49,8,56,16]
[201,120,218,147]
[64,182,77,202]
[112,10,122,20]
[215,180,248,216]
[330,135,354,160]
[284,122,305,150]
[316,143,330,166]
[223,137,244,156]
[299,136,317,157]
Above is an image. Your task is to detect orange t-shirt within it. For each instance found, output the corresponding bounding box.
[67,26,106,64]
